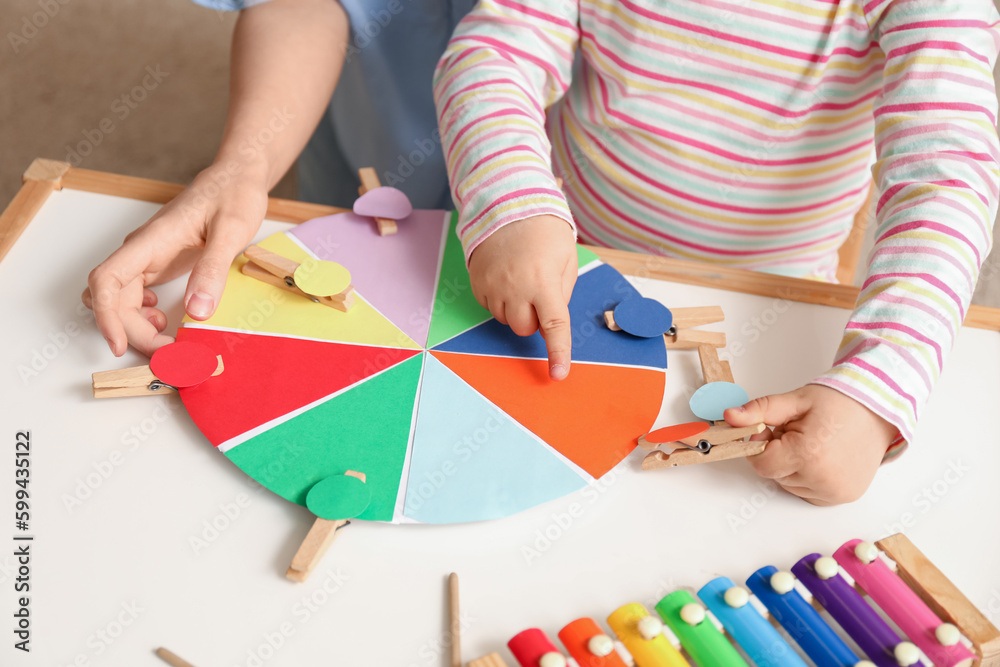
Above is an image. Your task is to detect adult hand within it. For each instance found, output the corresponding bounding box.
[83,164,268,357]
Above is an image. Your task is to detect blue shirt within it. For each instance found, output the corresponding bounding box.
[191,0,475,209]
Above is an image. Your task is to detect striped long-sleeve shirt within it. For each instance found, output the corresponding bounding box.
[434,0,1000,446]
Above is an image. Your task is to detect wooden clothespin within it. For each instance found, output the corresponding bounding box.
[603,297,675,339]
[358,168,398,236]
[640,423,766,469]
[604,303,768,469]
[241,244,355,312]
[604,301,727,349]
[92,341,224,398]
[286,470,367,582]
[605,306,724,334]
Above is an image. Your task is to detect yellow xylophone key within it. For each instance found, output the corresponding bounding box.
[607,603,690,667]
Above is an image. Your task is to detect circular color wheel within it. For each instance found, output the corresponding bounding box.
[176,209,668,524]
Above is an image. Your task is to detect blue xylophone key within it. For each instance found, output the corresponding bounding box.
[698,577,809,667]
[747,566,861,667]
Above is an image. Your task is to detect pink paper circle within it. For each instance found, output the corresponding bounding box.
[353,186,413,220]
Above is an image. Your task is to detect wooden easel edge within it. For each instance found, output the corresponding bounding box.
[3,159,997,331]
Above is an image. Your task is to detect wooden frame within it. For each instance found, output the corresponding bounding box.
[877,534,1000,667]
[2,158,999,331]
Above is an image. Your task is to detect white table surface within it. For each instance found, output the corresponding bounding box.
[2,187,998,667]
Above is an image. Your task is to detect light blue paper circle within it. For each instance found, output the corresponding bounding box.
[689,381,749,421]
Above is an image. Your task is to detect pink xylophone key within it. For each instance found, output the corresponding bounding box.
[834,539,975,667]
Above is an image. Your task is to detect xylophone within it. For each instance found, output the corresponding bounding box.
[469,534,1000,667]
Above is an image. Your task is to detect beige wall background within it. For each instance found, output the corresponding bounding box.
[1,0,998,306]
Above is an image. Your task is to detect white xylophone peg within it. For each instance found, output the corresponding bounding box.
[814,556,839,579]
[936,623,961,646]
[680,603,706,626]
[539,651,567,667]
[770,571,796,594]
[894,641,920,666]
[637,615,663,640]
[855,541,879,564]
[724,585,749,608]
[587,633,615,657]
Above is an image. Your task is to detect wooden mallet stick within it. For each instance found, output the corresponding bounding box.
[155,647,197,667]
[449,572,462,667]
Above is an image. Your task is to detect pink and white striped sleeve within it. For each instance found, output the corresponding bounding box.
[813,0,1000,450]
[433,0,580,261]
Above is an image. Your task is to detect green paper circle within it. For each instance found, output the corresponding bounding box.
[305,474,371,520]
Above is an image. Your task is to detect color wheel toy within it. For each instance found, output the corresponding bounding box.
[92,172,673,581]
[90,171,768,581]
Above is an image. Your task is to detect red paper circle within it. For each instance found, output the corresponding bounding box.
[150,341,218,388]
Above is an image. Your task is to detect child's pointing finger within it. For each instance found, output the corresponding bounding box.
[535,294,572,381]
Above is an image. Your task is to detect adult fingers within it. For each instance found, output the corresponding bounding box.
[82,286,153,311]
[184,218,251,320]
[140,306,168,332]
[534,293,572,381]
[87,243,154,356]
[120,308,175,358]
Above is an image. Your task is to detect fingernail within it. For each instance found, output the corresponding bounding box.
[550,363,568,380]
[735,405,746,413]
[105,336,118,356]
[187,292,214,319]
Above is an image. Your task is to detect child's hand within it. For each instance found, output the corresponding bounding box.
[83,164,268,358]
[723,385,897,505]
[468,215,577,380]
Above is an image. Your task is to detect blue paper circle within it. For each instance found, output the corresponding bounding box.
[613,298,673,338]
[689,381,749,421]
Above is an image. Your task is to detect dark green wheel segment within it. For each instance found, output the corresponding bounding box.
[224,354,423,522]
